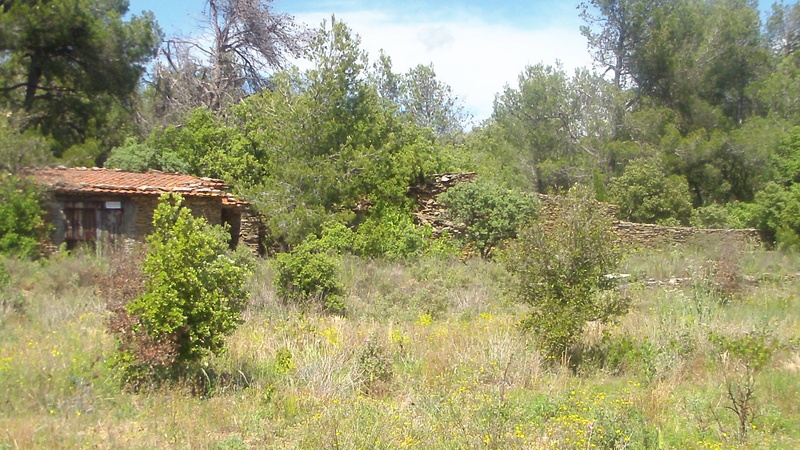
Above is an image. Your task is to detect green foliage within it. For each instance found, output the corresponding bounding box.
[709,329,780,442]
[618,0,765,127]
[490,64,618,193]
[690,204,732,229]
[352,204,430,260]
[147,108,264,187]
[773,126,800,186]
[598,334,658,377]
[104,138,188,174]
[748,55,800,123]
[318,220,356,254]
[573,0,778,211]
[0,0,161,154]
[120,194,250,373]
[505,186,627,359]
[0,174,49,259]
[0,118,52,173]
[356,339,393,394]
[273,237,346,314]
[709,331,779,372]
[274,348,294,375]
[221,18,453,247]
[0,260,8,290]
[122,18,457,252]
[609,158,693,225]
[59,138,105,168]
[393,62,468,138]
[737,182,800,249]
[439,179,538,257]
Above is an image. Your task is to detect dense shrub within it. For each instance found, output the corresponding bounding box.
[773,126,800,186]
[439,179,538,257]
[689,204,732,228]
[104,138,188,173]
[356,339,394,395]
[352,203,430,260]
[0,119,52,173]
[318,220,355,253]
[731,182,800,249]
[273,236,346,314]
[111,194,251,383]
[0,174,49,259]
[505,186,627,360]
[609,158,693,225]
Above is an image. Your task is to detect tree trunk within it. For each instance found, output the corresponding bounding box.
[23,52,44,111]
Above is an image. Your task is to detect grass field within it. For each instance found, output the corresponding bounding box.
[1,241,799,449]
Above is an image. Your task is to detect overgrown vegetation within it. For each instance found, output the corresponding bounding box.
[505,186,627,359]
[108,194,251,386]
[0,174,49,259]
[609,158,693,226]
[439,179,538,257]
[4,0,800,447]
[2,242,800,448]
[350,203,433,260]
[273,235,346,315]
[4,0,800,246]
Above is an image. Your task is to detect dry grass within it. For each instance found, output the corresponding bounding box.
[1,245,799,448]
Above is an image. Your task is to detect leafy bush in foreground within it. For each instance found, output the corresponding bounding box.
[273,236,346,314]
[505,186,627,360]
[111,194,250,384]
[0,174,49,259]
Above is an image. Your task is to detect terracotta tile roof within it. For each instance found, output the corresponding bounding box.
[25,167,247,205]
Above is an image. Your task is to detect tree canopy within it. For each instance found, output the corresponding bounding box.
[8,0,800,249]
[0,0,161,156]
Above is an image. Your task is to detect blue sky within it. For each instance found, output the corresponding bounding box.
[127,0,784,123]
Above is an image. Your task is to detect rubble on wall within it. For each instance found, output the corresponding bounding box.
[408,172,477,236]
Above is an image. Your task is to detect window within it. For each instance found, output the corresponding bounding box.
[63,200,123,251]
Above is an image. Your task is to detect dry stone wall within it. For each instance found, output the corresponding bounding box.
[238,208,266,255]
[611,221,764,249]
[129,195,223,243]
[409,172,477,236]
[536,193,764,249]
[409,176,766,250]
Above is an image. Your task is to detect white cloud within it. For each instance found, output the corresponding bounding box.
[294,10,593,123]
[418,26,455,51]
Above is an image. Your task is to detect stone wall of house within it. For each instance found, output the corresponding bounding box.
[125,196,267,254]
[238,208,266,255]
[38,186,255,256]
[38,206,59,256]
[43,194,142,253]
[128,195,223,243]
[410,172,477,236]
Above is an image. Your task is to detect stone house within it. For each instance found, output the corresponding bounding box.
[26,167,263,254]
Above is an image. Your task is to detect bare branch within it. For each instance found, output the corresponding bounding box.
[149,0,310,123]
